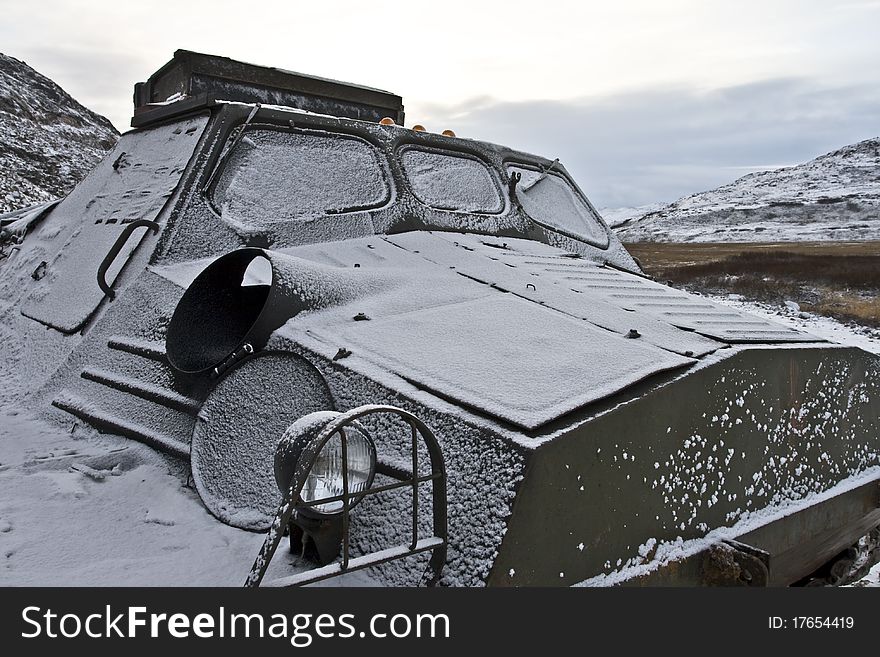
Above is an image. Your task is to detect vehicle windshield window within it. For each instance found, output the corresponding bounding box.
[212,129,389,227]
[401,148,503,213]
[507,164,608,246]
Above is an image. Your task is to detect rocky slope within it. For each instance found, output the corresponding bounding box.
[613,137,880,242]
[0,53,118,215]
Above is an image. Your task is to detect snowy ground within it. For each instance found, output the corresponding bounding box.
[599,204,665,229]
[0,407,263,585]
[0,395,372,587]
[0,297,878,587]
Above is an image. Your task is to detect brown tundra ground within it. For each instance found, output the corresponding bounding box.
[625,241,880,329]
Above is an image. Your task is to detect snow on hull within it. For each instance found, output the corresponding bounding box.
[493,344,880,585]
[0,89,875,586]
[1,244,878,585]
[20,114,208,333]
[335,294,691,430]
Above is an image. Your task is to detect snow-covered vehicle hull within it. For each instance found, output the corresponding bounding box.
[1,52,878,586]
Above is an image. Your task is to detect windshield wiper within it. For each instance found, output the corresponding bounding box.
[520,158,559,192]
[202,103,261,196]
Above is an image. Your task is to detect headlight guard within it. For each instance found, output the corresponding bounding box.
[246,404,447,588]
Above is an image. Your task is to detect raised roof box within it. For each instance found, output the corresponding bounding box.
[132,49,404,127]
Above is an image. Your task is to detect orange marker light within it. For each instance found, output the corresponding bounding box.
[379,117,396,125]
[412,124,426,132]
[441,129,456,137]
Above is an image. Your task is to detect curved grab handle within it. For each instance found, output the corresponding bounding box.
[97,219,159,300]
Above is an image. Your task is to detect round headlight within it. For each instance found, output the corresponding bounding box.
[275,411,376,517]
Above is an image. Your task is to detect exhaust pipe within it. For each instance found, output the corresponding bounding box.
[166,247,379,374]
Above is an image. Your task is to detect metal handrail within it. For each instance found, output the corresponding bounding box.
[96,219,159,300]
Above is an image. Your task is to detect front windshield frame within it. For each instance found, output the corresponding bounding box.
[206,123,394,228]
[398,143,507,216]
[505,160,610,249]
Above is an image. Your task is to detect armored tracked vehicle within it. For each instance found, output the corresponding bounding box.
[1,51,878,587]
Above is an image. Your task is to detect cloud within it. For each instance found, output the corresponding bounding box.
[10,45,151,130]
[3,0,877,210]
[413,78,880,208]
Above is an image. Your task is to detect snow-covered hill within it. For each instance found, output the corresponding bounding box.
[598,204,665,229]
[613,138,880,242]
[0,53,118,214]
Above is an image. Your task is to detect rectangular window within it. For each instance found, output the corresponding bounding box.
[401,148,503,214]
[508,164,608,247]
[212,129,390,229]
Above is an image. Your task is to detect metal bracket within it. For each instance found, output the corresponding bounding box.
[507,171,522,204]
[703,539,770,586]
[212,342,254,378]
[97,219,159,300]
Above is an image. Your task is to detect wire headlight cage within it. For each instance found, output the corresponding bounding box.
[246,404,447,587]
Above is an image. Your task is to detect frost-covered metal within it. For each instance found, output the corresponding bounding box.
[1,52,878,587]
[20,114,209,332]
[134,49,405,127]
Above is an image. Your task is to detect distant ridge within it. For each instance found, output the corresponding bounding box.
[613,137,880,243]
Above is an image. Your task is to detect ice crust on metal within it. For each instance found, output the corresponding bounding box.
[336,294,692,430]
[21,114,208,332]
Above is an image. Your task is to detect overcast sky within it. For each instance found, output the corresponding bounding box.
[2,0,878,207]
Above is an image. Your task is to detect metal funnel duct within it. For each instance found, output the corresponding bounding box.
[166,247,372,374]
